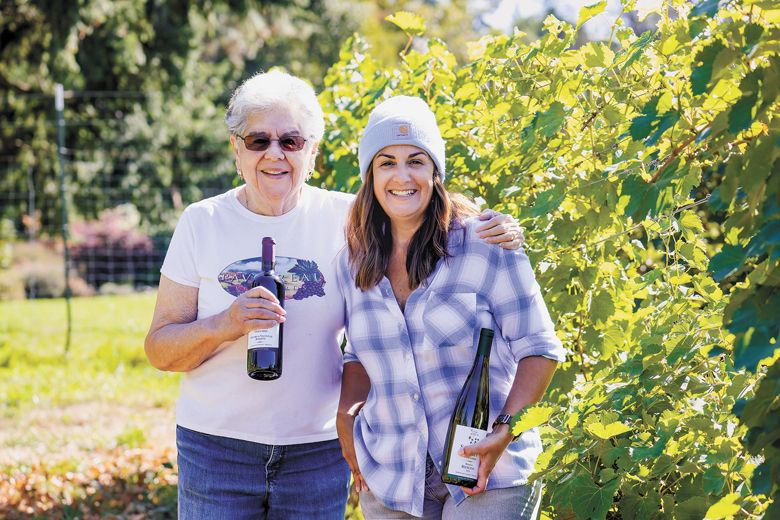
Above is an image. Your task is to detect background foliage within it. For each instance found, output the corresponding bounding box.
[319,0,778,517]
[1,0,492,295]
[0,0,484,230]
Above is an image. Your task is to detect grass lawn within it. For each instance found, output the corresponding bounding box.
[0,292,180,517]
[0,293,363,519]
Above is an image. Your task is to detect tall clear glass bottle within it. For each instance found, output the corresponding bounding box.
[441,328,493,487]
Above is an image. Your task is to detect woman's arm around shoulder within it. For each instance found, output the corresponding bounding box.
[474,209,524,249]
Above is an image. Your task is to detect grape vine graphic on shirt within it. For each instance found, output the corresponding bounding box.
[218,256,326,300]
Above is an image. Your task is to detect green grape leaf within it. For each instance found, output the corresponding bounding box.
[630,431,672,461]
[620,492,662,519]
[752,461,772,495]
[577,1,607,28]
[733,327,778,371]
[708,244,747,281]
[630,100,680,150]
[621,174,675,219]
[729,69,763,134]
[690,0,727,18]
[512,405,555,437]
[454,83,481,102]
[676,496,710,519]
[679,212,704,242]
[590,290,616,324]
[581,42,614,68]
[727,298,761,334]
[601,325,625,359]
[702,466,726,495]
[704,493,741,519]
[646,110,680,146]
[534,101,567,137]
[385,11,426,36]
[745,220,780,257]
[691,41,726,96]
[587,421,631,439]
[621,30,655,71]
[744,22,764,48]
[629,96,660,140]
[689,18,708,38]
[570,475,621,519]
[531,185,565,217]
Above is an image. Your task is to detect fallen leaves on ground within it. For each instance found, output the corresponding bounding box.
[0,447,177,519]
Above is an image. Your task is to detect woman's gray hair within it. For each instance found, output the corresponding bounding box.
[225,70,325,140]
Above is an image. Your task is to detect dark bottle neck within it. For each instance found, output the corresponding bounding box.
[476,328,494,357]
[262,237,276,274]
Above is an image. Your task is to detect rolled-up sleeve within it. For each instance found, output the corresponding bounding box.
[491,247,566,363]
[334,250,359,363]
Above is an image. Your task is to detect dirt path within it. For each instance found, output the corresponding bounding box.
[0,402,176,469]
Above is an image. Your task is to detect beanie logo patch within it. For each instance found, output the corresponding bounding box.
[393,123,410,139]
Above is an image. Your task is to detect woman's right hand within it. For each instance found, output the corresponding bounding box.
[337,410,369,492]
[222,285,286,339]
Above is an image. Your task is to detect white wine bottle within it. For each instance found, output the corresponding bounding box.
[247,237,285,380]
[441,328,493,487]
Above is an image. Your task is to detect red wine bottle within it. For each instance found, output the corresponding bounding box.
[247,237,285,380]
[441,328,493,487]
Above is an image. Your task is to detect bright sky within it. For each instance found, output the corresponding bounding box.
[478,0,662,39]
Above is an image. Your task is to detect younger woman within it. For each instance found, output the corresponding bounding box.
[336,96,566,519]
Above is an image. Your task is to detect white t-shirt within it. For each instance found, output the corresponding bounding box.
[160,184,354,445]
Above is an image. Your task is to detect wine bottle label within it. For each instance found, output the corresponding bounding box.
[447,425,488,479]
[247,325,279,350]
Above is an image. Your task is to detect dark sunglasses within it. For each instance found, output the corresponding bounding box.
[237,133,307,152]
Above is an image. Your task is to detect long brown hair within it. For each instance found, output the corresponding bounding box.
[345,165,478,291]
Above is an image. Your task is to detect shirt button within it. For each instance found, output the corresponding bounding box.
[413,393,420,401]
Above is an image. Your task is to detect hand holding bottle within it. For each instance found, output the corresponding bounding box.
[222,284,286,340]
[457,425,513,495]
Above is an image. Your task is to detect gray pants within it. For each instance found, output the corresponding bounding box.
[359,457,542,519]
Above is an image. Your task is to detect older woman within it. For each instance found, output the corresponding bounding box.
[144,72,522,519]
[336,96,566,519]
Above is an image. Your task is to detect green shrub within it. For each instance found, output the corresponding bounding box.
[319,1,777,517]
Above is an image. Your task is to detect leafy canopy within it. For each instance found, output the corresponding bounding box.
[319,0,778,516]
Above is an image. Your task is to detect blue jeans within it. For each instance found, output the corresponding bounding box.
[176,425,350,519]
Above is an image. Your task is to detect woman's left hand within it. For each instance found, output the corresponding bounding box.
[476,210,524,250]
[458,425,513,496]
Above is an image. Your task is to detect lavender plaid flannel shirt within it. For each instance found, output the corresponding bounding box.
[335,218,566,516]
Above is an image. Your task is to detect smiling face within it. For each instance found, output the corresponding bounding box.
[371,144,435,233]
[230,106,318,216]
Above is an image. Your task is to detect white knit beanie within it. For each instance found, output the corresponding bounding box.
[358,96,445,181]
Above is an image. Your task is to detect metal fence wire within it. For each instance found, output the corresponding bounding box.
[0,87,234,304]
